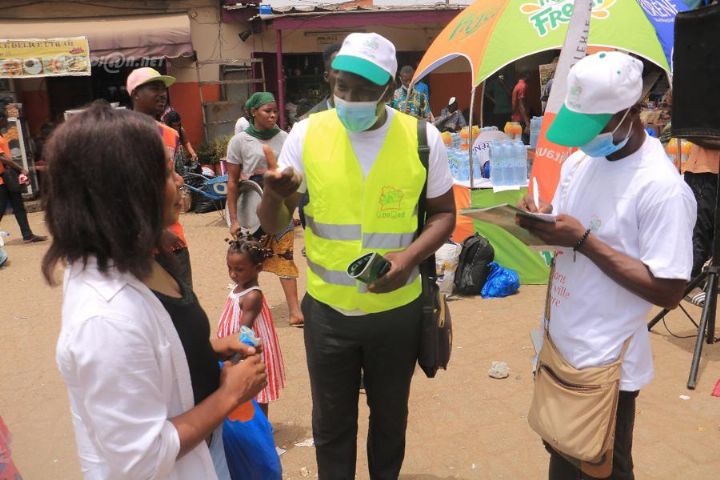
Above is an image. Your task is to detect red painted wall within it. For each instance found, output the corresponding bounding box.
[169,82,220,147]
[428,72,479,125]
[18,90,51,137]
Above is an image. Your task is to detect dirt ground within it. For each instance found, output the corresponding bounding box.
[1,210,719,480]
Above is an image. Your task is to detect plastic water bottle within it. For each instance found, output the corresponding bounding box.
[451,133,460,150]
[506,142,518,186]
[504,143,515,186]
[490,141,506,186]
[506,142,516,186]
[459,155,470,181]
[472,155,483,181]
[511,141,527,185]
[529,116,543,149]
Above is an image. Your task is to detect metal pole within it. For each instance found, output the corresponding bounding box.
[479,81,485,128]
[468,86,477,188]
[276,29,286,130]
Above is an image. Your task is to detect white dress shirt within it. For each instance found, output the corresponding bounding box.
[56,259,219,479]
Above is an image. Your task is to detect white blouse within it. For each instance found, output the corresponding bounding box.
[56,259,219,479]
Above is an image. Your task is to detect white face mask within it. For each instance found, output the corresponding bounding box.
[334,86,388,133]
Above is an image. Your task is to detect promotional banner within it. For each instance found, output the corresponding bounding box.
[638,0,688,69]
[529,0,593,203]
[0,37,90,79]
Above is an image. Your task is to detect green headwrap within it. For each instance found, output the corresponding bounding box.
[245,92,281,140]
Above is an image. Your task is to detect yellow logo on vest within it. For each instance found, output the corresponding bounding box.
[377,186,406,218]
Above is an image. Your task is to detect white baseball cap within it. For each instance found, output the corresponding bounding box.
[547,51,643,147]
[332,33,397,86]
[449,96,457,106]
[126,67,175,96]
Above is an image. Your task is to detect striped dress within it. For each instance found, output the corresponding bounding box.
[217,286,285,403]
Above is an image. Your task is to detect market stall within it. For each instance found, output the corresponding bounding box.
[411,0,674,287]
[447,129,548,284]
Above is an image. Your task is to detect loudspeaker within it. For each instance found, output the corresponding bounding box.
[672,3,720,148]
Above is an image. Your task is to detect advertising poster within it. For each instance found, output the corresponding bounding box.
[0,37,90,78]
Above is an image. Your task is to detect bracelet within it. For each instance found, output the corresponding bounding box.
[573,228,591,261]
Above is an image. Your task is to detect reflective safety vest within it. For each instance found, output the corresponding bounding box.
[303,109,425,313]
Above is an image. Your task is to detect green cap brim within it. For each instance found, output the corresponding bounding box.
[332,55,390,86]
[138,75,176,90]
[546,105,613,147]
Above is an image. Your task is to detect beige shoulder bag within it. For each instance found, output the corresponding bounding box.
[527,261,631,476]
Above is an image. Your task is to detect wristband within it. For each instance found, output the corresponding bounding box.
[573,228,591,261]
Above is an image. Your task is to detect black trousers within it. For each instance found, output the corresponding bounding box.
[546,390,640,480]
[302,294,422,480]
[684,172,717,278]
[0,184,33,240]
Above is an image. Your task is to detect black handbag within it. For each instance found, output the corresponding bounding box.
[2,168,23,194]
[416,120,452,378]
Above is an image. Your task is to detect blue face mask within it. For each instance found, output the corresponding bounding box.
[580,109,633,158]
[334,87,387,133]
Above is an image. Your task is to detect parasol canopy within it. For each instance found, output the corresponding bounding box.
[414,0,670,87]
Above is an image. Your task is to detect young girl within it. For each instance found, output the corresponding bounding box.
[218,237,286,418]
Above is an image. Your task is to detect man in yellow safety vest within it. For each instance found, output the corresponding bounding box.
[258,32,456,480]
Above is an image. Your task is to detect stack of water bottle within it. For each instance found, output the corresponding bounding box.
[490,140,528,187]
[447,147,482,181]
[446,127,501,182]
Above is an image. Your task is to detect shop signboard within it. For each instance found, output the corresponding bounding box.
[0,37,91,79]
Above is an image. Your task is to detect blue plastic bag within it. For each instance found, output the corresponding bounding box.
[222,399,282,480]
[480,262,520,298]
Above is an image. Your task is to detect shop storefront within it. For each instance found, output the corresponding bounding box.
[223,2,466,128]
[0,13,194,136]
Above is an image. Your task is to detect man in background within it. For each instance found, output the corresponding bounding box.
[235,107,250,135]
[302,43,342,118]
[485,72,513,129]
[434,97,467,132]
[512,71,531,135]
[127,67,193,286]
[391,65,432,120]
[684,144,720,278]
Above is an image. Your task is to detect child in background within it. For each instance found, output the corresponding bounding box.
[0,415,23,480]
[218,237,285,418]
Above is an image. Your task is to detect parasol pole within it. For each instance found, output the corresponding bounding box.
[479,81,485,128]
[468,86,477,188]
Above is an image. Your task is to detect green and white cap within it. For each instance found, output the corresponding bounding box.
[332,33,397,86]
[547,51,643,147]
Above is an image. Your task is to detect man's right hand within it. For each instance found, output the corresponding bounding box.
[263,167,302,201]
[219,353,267,407]
[517,194,552,214]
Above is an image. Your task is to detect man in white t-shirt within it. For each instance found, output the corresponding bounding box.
[518,52,696,479]
[257,33,455,479]
[234,113,250,135]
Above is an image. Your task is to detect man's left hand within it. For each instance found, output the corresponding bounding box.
[517,213,587,248]
[368,251,416,294]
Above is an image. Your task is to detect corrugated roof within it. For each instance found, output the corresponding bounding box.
[224,2,466,18]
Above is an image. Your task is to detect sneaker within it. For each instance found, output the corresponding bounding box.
[23,234,47,243]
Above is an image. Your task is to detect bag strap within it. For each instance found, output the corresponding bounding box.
[543,258,554,333]
[416,119,435,279]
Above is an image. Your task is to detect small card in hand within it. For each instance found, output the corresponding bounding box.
[347,252,391,284]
